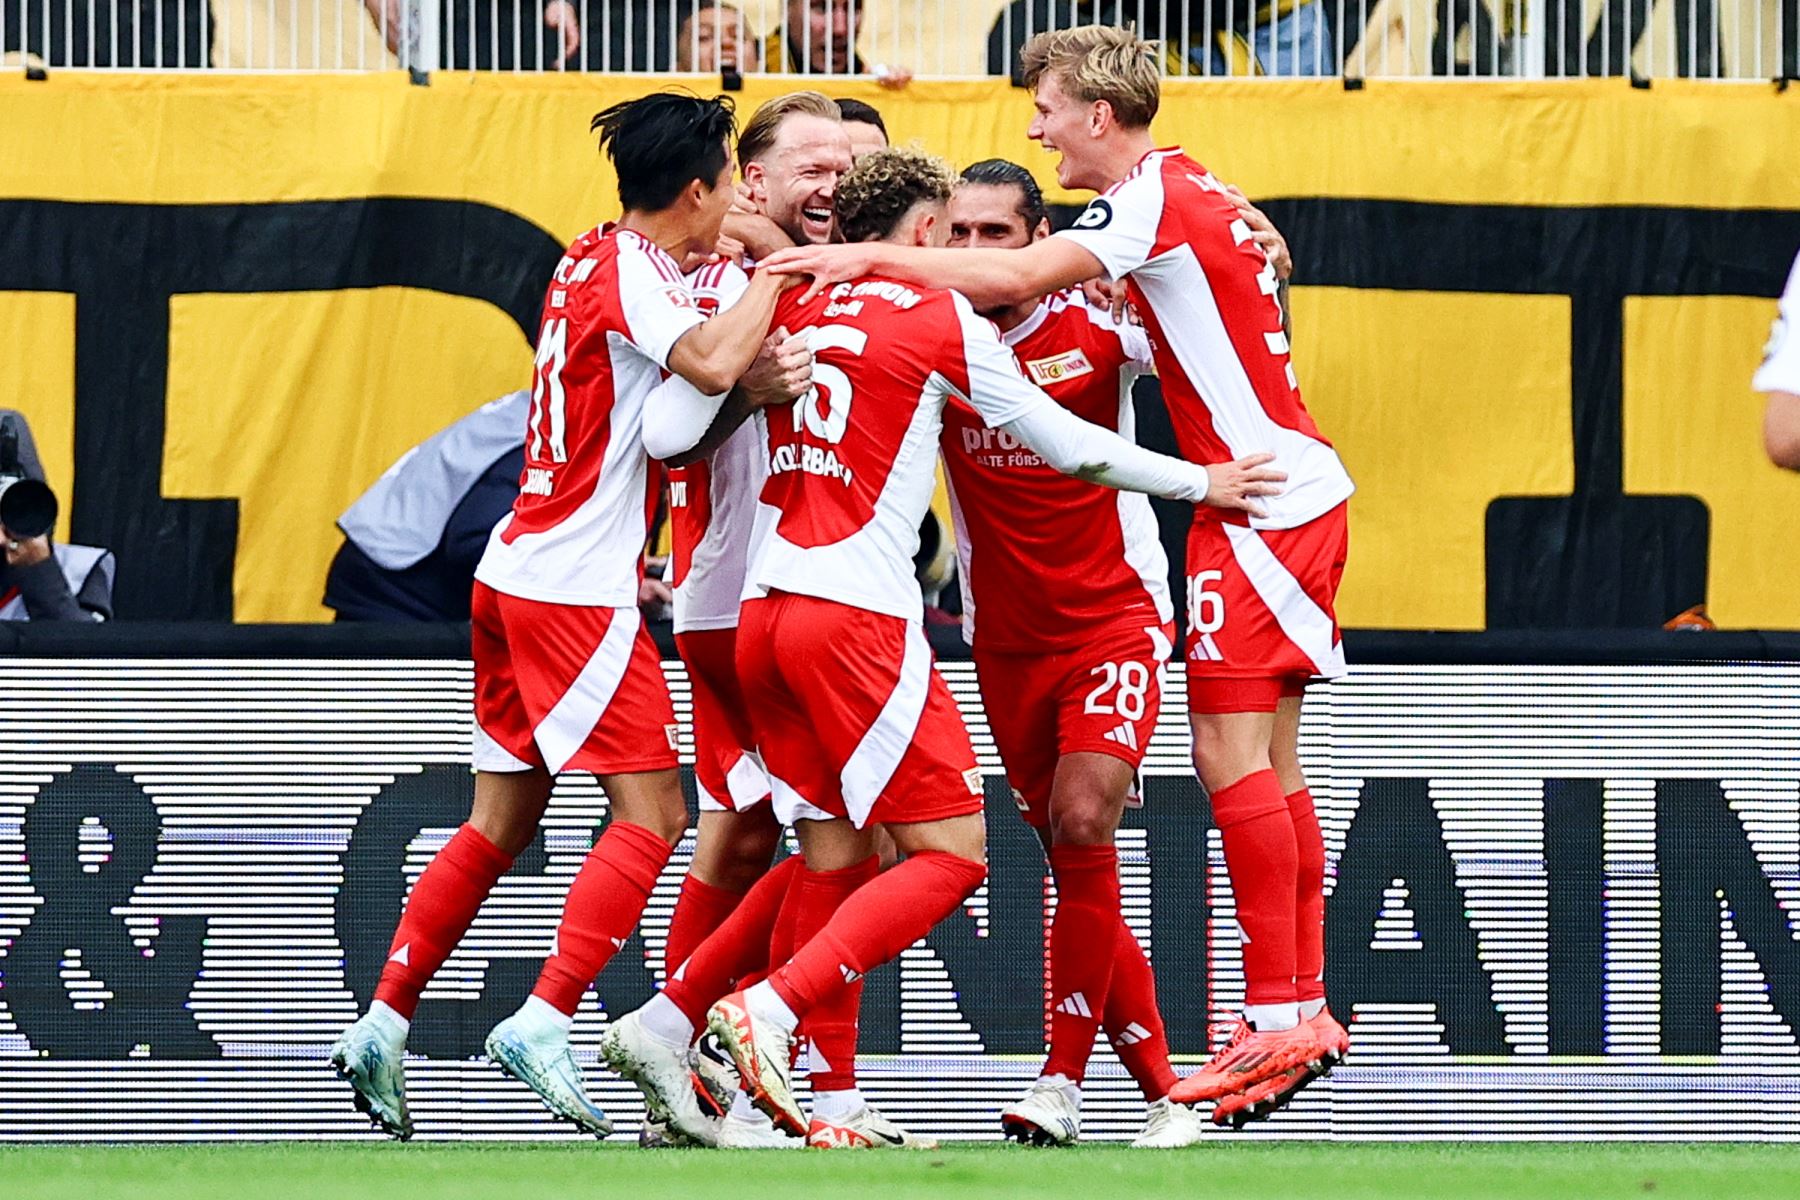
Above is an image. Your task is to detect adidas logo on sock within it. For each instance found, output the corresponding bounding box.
[840,964,863,984]
[1103,722,1138,752]
[1114,1022,1152,1046]
[610,936,628,950]
[1054,992,1093,1019]
[387,942,411,966]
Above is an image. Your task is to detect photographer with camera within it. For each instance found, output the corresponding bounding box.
[1,410,113,623]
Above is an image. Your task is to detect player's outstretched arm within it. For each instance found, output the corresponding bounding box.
[762,237,1104,309]
[1002,403,1284,517]
[950,292,1284,515]
[665,269,789,396]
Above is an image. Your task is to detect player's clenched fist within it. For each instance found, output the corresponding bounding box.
[1202,452,1286,518]
[737,326,813,408]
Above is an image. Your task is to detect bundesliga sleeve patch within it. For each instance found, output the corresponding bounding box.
[1072,199,1113,230]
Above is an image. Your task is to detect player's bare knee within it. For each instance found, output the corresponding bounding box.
[1049,798,1118,846]
[692,814,781,890]
[1189,712,1275,793]
[470,768,552,856]
[604,771,690,847]
[1046,754,1131,845]
[890,813,986,865]
[1269,744,1306,796]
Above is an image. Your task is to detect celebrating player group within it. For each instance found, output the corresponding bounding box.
[330,24,1354,1150]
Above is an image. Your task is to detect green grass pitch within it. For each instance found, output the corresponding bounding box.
[3,1143,1796,1200]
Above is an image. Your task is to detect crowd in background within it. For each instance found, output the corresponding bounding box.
[6,0,1791,77]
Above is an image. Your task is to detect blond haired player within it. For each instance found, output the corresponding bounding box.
[765,26,1355,1124]
[679,145,1278,1145]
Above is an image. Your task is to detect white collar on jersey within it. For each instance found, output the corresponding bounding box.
[1000,287,1096,347]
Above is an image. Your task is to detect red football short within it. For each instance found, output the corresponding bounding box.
[674,626,770,813]
[1184,502,1349,714]
[736,591,984,829]
[975,620,1174,829]
[470,581,679,776]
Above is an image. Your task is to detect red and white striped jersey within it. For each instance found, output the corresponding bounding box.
[668,259,768,633]
[476,226,706,606]
[1055,148,1354,531]
[745,278,1049,621]
[940,289,1172,651]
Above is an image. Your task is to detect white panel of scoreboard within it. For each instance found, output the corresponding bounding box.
[1,660,1795,1141]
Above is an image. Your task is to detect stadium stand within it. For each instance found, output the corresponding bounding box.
[4,0,1791,74]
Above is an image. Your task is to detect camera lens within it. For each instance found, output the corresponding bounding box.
[0,477,57,540]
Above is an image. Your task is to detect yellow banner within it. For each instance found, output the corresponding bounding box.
[2,72,1796,626]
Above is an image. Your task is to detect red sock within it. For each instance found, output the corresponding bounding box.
[1288,787,1327,1005]
[373,823,513,1020]
[531,822,672,1016]
[769,851,986,1017]
[739,856,808,992]
[1042,844,1120,1082]
[665,855,804,1027]
[791,857,880,1091]
[1209,769,1299,1008]
[1103,919,1178,1101]
[664,873,746,987]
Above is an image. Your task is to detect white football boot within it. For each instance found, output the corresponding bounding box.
[717,1097,804,1149]
[1131,1096,1209,1148]
[807,1103,939,1150]
[485,1002,612,1137]
[706,990,804,1136]
[601,1008,719,1145]
[330,1008,413,1139]
[1000,1078,1081,1146]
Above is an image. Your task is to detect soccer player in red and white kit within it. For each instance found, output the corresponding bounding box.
[766,25,1356,1122]
[606,92,909,1151]
[941,160,1198,1149]
[691,146,1279,1141]
[330,92,803,1140]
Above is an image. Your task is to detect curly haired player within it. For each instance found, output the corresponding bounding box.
[765,25,1356,1125]
[614,144,1277,1148]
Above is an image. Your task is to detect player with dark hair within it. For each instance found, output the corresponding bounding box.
[684,145,1278,1144]
[330,90,805,1141]
[765,25,1355,1125]
[940,157,1202,1148]
[602,91,868,1151]
[833,97,888,160]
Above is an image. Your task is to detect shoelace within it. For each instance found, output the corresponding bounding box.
[1200,1020,1251,1069]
